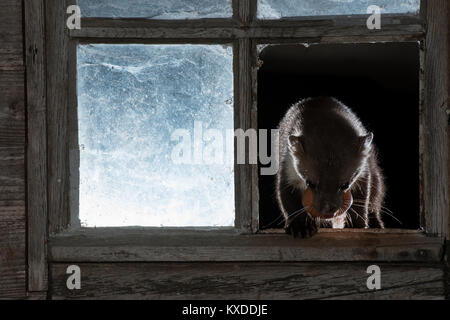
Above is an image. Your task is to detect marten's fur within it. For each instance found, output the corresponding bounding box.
[275,97,385,238]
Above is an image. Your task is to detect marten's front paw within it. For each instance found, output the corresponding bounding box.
[285,213,318,238]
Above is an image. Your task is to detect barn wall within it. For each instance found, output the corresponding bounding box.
[0,0,448,300]
[0,0,26,298]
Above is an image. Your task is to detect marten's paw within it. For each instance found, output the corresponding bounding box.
[285,213,318,238]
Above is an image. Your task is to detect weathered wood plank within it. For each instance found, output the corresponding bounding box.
[260,228,425,234]
[24,0,48,292]
[237,0,256,26]
[81,18,237,28]
[420,0,449,236]
[75,13,422,29]
[232,0,255,232]
[250,40,259,233]
[234,37,258,232]
[50,262,444,299]
[0,0,23,70]
[71,27,237,39]
[232,1,258,233]
[326,281,443,300]
[26,291,47,300]
[0,0,25,299]
[0,72,26,147]
[448,1,450,239]
[49,228,443,262]
[69,15,423,42]
[46,0,71,234]
[0,147,26,298]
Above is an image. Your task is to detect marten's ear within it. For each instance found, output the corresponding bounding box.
[359,132,373,151]
[288,135,305,154]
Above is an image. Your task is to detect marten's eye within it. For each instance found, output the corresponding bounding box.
[306,180,316,189]
[340,182,350,191]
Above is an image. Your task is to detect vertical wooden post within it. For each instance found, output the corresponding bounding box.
[421,0,449,237]
[233,0,258,233]
[46,0,71,234]
[448,1,450,239]
[447,0,450,240]
[24,0,48,293]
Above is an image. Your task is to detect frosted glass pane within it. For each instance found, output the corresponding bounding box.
[78,0,232,19]
[77,44,234,227]
[258,0,420,18]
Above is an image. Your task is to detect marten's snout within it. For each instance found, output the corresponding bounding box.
[318,202,339,218]
[314,189,342,218]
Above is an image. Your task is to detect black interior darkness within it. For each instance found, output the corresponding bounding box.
[257,42,420,230]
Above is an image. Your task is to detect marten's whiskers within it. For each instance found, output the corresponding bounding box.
[260,206,310,228]
[351,203,402,225]
[345,212,353,227]
[349,207,365,222]
[285,207,309,221]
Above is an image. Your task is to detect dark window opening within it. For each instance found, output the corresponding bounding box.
[258,42,420,230]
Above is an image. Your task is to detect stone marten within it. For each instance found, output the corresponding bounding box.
[275,97,385,238]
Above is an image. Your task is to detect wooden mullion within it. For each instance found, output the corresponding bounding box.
[70,27,238,40]
[78,13,421,28]
[69,15,423,42]
[250,38,259,234]
[234,36,257,233]
[233,0,256,233]
[238,0,257,26]
[24,0,48,293]
[81,17,237,28]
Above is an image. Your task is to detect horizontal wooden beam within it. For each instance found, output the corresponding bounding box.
[71,27,238,40]
[70,14,424,42]
[50,262,445,299]
[49,228,444,262]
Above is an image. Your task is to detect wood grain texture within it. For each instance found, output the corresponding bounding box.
[0,148,26,298]
[49,228,443,262]
[448,1,450,239]
[50,262,444,299]
[24,0,48,292]
[232,0,255,232]
[234,37,258,232]
[25,291,47,300]
[0,0,24,71]
[420,0,449,236]
[46,0,71,234]
[69,15,423,42]
[0,72,25,147]
[0,0,26,299]
[237,0,256,26]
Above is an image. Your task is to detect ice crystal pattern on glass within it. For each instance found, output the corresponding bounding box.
[78,0,232,19]
[77,44,234,227]
[257,0,420,19]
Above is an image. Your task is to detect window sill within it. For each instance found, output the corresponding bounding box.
[49,227,444,263]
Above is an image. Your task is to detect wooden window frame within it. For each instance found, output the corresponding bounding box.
[25,0,448,293]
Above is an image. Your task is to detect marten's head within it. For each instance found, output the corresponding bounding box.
[288,132,373,219]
